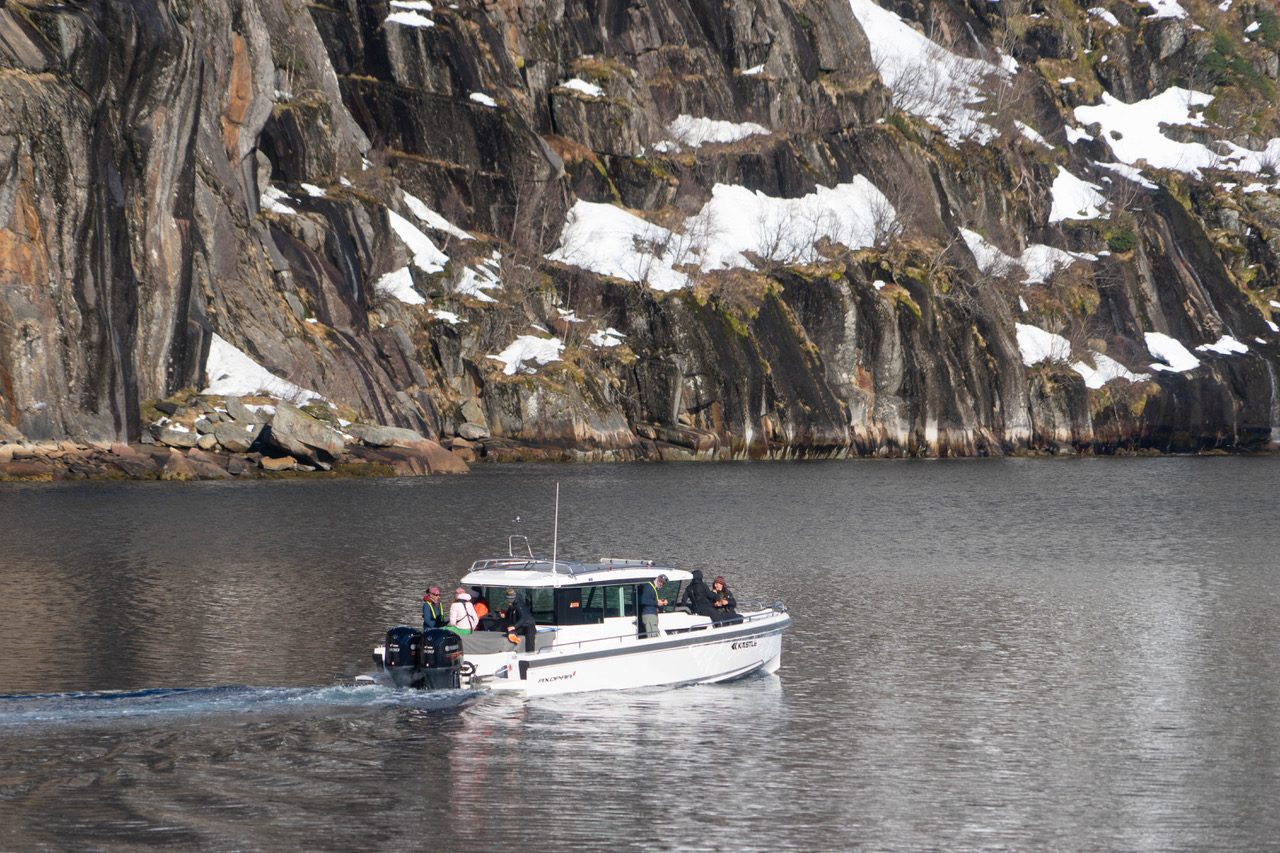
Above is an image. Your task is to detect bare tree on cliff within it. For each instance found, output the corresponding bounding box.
[495,174,570,303]
[627,207,717,288]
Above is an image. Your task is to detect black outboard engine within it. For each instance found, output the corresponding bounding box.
[420,628,463,689]
[384,627,424,688]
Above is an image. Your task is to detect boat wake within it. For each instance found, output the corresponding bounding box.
[0,682,482,730]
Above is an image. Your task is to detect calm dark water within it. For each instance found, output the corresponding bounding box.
[1,458,1279,851]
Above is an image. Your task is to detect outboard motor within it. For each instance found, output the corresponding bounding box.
[384,627,424,688]
[420,628,463,689]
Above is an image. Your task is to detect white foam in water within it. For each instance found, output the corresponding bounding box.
[0,684,481,729]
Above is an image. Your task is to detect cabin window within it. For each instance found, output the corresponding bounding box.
[529,587,555,624]
[580,585,606,622]
[478,587,521,619]
[475,587,501,615]
[603,583,636,618]
[556,586,606,625]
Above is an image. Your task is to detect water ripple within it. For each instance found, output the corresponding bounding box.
[3,458,1280,849]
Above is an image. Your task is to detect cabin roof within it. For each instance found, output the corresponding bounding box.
[460,557,692,588]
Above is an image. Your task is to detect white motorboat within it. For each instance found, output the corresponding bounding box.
[371,539,792,697]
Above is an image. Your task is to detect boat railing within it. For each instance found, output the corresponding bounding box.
[467,557,571,573]
[739,600,788,615]
[467,557,667,576]
[507,535,535,558]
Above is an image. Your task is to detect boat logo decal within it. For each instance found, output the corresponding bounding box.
[731,640,757,650]
[538,671,577,683]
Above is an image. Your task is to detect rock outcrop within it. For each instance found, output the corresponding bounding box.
[0,394,467,480]
[1,0,1278,466]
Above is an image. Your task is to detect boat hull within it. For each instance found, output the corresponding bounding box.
[486,611,791,696]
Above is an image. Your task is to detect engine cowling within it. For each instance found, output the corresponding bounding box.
[420,628,463,689]
[384,627,423,688]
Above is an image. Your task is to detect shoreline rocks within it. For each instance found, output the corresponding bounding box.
[0,437,472,482]
[2,391,1276,483]
[1,432,1274,482]
[0,396,470,482]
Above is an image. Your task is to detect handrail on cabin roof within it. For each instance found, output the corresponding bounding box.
[466,556,667,576]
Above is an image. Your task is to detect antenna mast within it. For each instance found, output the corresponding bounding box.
[551,482,560,585]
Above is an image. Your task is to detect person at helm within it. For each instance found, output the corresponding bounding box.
[638,574,668,638]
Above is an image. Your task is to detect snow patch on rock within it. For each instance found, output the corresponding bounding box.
[588,328,626,347]
[1146,332,1201,372]
[1195,335,1248,355]
[402,191,472,241]
[1049,167,1108,222]
[373,266,425,305]
[386,10,434,28]
[961,229,1095,285]
[548,179,897,291]
[667,115,770,148]
[1076,88,1280,177]
[560,78,605,98]
[262,186,296,215]
[203,334,320,402]
[848,0,1006,145]
[1017,324,1150,388]
[489,336,565,375]
[388,210,449,273]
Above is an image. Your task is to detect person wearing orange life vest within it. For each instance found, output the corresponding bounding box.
[470,588,489,621]
[422,586,445,632]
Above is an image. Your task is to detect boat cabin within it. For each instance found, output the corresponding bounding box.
[460,557,694,640]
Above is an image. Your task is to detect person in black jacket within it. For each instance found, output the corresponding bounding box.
[679,569,718,620]
[710,576,740,624]
[503,588,537,652]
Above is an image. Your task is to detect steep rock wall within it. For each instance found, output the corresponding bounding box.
[1,0,1278,456]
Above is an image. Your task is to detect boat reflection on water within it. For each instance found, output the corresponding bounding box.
[440,676,790,840]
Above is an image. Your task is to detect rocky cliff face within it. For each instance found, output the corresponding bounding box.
[1,0,1278,460]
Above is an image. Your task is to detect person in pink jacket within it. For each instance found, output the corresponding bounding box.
[448,587,479,633]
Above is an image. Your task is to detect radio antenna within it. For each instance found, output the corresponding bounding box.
[551,482,560,585]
